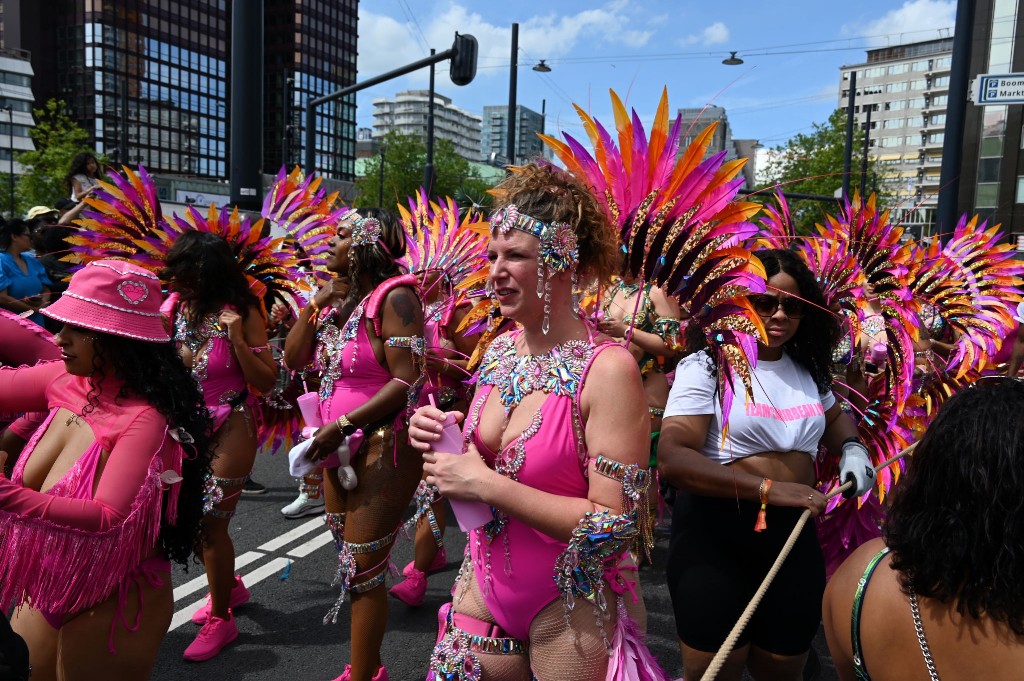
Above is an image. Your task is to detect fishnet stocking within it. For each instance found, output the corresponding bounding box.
[341,427,423,582]
[450,557,648,681]
[451,566,532,681]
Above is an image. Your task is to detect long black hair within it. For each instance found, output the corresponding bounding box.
[344,207,406,307]
[162,231,260,323]
[64,152,100,192]
[885,378,1024,635]
[84,332,214,567]
[685,248,838,392]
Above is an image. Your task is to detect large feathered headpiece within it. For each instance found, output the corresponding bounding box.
[397,188,489,292]
[261,166,348,280]
[67,165,310,315]
[541,87,765,414]
[906,214,1024,377]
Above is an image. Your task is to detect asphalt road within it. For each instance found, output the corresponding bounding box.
[151,452,840,681]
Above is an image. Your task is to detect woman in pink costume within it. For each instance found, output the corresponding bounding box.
[284,208,424,681]
[410,164,668,680]
[0,259,214,681]
[0,307,62,467]
[161,231,279,661]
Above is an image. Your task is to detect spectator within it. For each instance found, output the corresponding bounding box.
[0,219,51,327]
[823,378,1024,680]
[64,152,102,202]
[56,196,89,226]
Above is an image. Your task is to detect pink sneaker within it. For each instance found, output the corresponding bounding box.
[388,567,427,607]
[192,575,251,625]
[400,546,447,578]
[332,664,389,681]
[183,611,239,661]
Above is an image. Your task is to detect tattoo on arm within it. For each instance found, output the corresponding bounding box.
[391,289,419,327]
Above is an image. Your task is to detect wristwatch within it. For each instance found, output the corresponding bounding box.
[335,414,358,436]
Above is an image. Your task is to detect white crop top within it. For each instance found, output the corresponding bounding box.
[665,350,835,464]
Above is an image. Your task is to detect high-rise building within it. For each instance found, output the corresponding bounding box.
[480,104,547,165]
[4,1,358,181]
[264,0,358,179]
[678,106,733,159]
[0,48,36,178]
[958,0,1023,237]
[839,37,953,235]
[372,90,481,163]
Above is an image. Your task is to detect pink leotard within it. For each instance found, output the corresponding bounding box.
[0,361,182,649]
[419,298,466,407]
[317,298,393,424]
[462,329,611,640]
[170,299,251,430]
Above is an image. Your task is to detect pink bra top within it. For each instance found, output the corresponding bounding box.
[316,298,393,422]
[463,328,610,640]
[173,308,248,429]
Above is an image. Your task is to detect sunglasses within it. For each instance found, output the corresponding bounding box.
[750,294,805,319]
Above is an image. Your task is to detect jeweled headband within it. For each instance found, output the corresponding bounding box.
[488,203,579,275]
[350,215,383,247]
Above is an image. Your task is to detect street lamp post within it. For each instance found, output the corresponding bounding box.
[506,23,518,165]
[3,106,13,218]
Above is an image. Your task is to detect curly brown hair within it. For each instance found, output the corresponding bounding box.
[489,163,620,286]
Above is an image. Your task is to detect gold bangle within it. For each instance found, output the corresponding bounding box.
[335,414,354,434]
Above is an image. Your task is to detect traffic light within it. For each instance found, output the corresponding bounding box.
[450,33,478,86]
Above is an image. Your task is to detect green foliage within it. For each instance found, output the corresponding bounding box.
[353,131,492,210]
[756,109,889,233]
[14,99,102,215]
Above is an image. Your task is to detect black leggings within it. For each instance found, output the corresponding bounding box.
[666,491,825,656]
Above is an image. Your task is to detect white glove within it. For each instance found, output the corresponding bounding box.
[839,440,874,498]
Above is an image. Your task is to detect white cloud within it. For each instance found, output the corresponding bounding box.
[681,21,730,46]
[845,0,955,46]
[357,2,654,84]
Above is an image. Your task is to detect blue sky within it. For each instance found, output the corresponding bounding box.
[355,0,956,149]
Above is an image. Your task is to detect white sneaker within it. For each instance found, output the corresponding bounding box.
[281,491,325,518]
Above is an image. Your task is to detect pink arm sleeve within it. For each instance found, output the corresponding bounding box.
[0,362,62,413]
[0,410,167,532]
[7,412,46,440]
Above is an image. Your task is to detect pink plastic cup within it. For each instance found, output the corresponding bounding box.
[296,392,323,428]
[432,412,493,532]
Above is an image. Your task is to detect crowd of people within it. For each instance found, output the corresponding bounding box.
[2,91,1024,681]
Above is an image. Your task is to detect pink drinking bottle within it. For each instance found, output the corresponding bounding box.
[296,392,323,429]
[432,412,493,532]
[868,342,887,366]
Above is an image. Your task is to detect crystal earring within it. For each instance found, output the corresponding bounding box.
[542,268,553,335]
[571,269,580,319]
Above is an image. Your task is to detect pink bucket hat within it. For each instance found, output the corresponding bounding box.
[43,259,170,342]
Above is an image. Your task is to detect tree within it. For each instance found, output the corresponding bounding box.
[13,99,102,214]
[757,109,890,233]
[353,131,492,210]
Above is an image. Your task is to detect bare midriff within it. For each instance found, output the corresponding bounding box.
[727,449,815,487]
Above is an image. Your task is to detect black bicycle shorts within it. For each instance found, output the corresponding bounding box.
[666,490,825,656]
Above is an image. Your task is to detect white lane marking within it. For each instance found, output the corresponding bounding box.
[172,550,266,602]
[286,530,334,558]
[256,516,325,552]
[169,557,291,632]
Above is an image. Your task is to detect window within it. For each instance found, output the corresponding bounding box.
[1016,176,1024,203]
[927,132,944,144]
[981,137,1003,157]
[978,158,1001,182]
[887,82,908,93]
[976,182,998,208]
[932,75,950,87]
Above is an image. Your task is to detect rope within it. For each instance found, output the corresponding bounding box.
[699,443,917,681]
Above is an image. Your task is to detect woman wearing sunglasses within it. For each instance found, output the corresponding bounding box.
[658,248,872,681]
